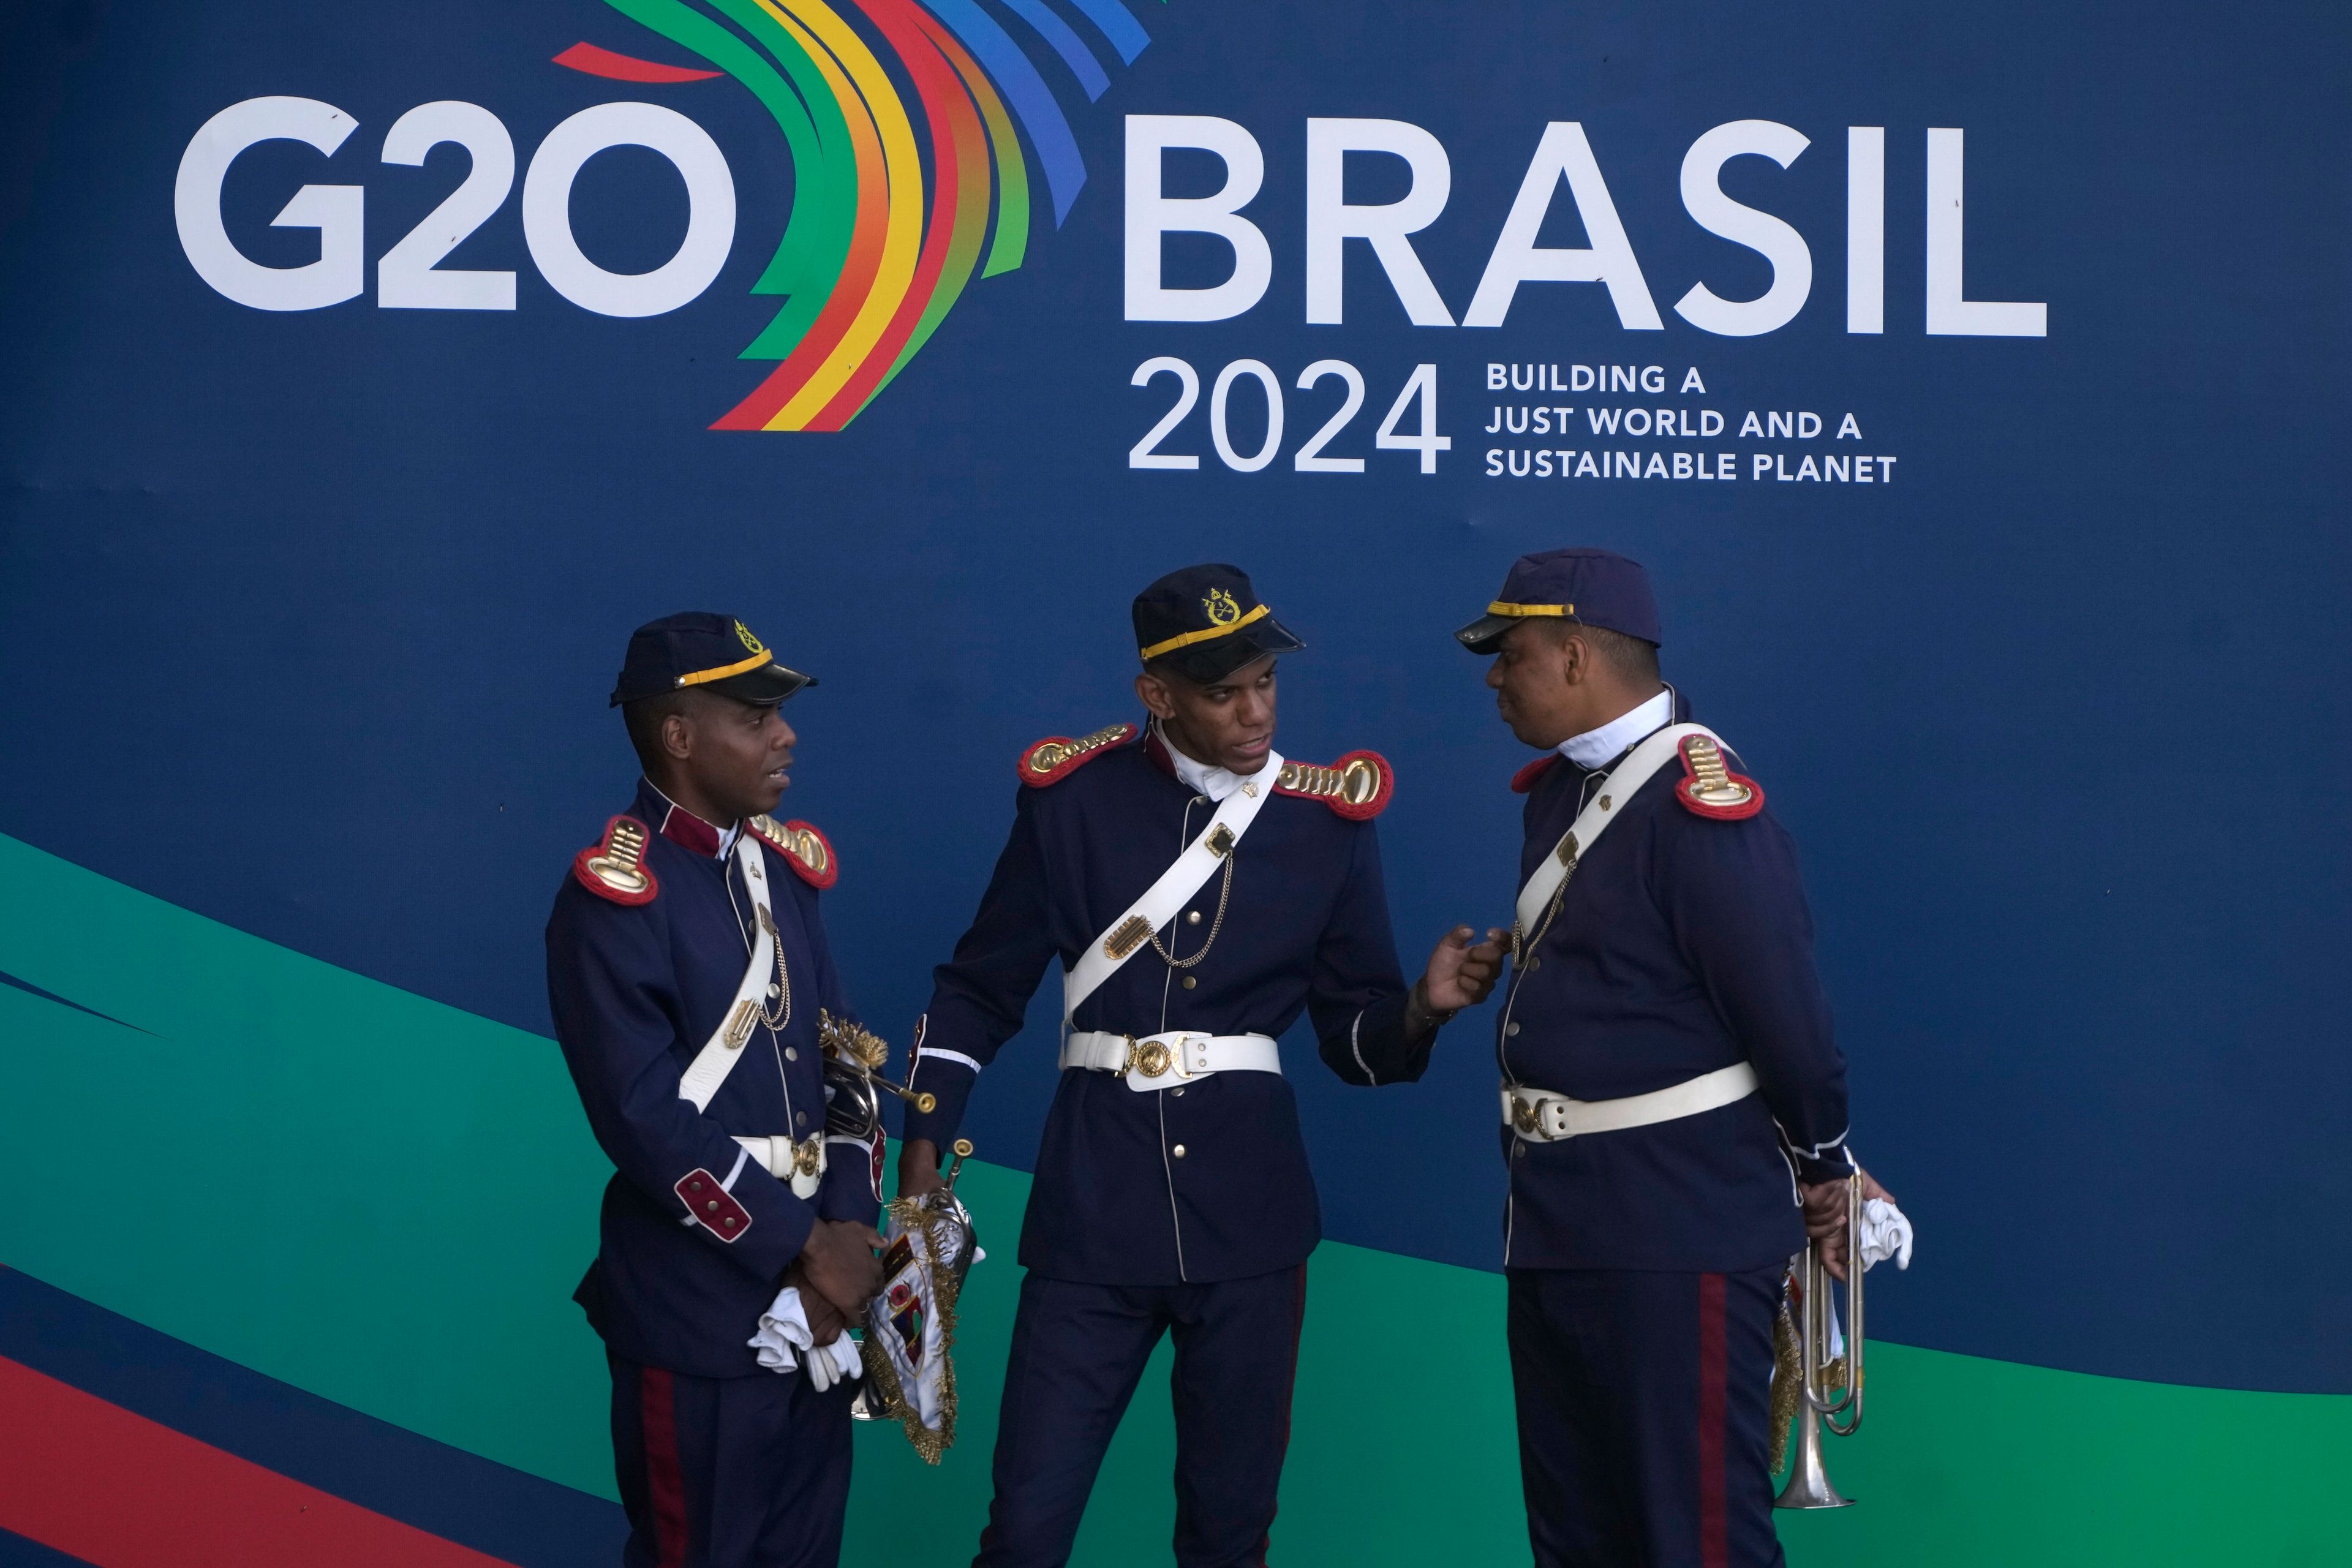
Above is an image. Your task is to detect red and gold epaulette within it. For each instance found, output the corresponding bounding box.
[1510,755,1561,794]
[574,815,658,905]
[1675,734,1765,820]
[1017,722,1137,788]
[1275,750,1394,820]
[748,815,839,889]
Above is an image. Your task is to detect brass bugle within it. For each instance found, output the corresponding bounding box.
[945,1137,974,1191]
[1776,1172,1863,1511]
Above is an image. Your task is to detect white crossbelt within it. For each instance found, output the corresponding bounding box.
[1502,1063,1759,1142]
[732,1133,828,1197]
[1515,723,1719,937]
[1061,750,1281,1025]
[678,832,780,1114]
[668,837,828,1199]
[1062,1029,1282,1094]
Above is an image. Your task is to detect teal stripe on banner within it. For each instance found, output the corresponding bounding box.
[1,831,2347,1562]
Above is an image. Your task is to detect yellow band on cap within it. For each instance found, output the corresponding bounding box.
[1139,602,1270,663]
[1486,600,1575,618]
[675,647,775,688]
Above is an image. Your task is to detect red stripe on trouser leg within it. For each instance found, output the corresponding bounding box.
[639,1366,690,1568]
[0,1355,515,1567]
[1697,1273,1728,1568]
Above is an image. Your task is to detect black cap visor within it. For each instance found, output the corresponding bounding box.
[1155,616,1305,684]
[611,659,815,707]
[702,660,816,706]
[1455,612,1528,655]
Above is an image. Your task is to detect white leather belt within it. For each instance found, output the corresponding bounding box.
[1061,1030,1282,1093]
[1502,1063,1759,1142]
[734,1133,827,1197]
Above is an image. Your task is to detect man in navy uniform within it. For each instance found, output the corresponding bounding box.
[1457,549,1893,1568]
[548,612,887,1568]
[894,564,1505,1568]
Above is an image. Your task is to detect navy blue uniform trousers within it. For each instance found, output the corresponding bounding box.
[609,1351,854,1568]
[1508,1265,1786,1568]
[974,1265,1309,1568]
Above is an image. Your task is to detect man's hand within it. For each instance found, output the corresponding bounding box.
[896,1137,946,1200]
[797,1217,885,1314]
[1799,1167,1896,1282]
[1419,927,1509,1014]
[787,1262,851,1345]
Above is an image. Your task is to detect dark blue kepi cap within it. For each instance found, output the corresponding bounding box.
[1134,564,1305,683]
[1455,548,1662,654]
[609,612,816,707]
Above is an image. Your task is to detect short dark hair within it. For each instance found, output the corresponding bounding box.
[622,690,693,774]
[1548,617,1660,683]
[1141,654,1197,688]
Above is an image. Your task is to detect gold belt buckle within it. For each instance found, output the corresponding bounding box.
[1512,1094,1540,1136]
[792,1136,822,1177]
[1169,1034,1206,1079]
[1129,1036,1172,1079]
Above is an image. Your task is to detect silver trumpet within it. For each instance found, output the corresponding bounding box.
[908,1139,981,1286]
[820,1054,936,1142]
[1775,1172,1863,1511]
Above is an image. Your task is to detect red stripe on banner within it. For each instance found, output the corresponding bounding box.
[0,1355,516,1568]
[639,1366,690,1568]
[1696,1273,1728,1568]
[808,0,967,431]
[552,42,722,83]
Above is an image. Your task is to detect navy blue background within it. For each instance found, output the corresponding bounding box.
[2,0,2346,1390]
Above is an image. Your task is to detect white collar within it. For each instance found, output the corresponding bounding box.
[1557,687,1674,769]
[1157,721,1277,803]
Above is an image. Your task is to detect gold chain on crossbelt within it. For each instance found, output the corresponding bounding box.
[1147,851,1235,970]
[1510,855,1575,971]
[755,907,793,1033]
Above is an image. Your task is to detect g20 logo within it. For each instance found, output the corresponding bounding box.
[168,0,1172,430]
[174,95,736,319]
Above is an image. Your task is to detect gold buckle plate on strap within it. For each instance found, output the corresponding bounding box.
[1118,1033,1204,1079]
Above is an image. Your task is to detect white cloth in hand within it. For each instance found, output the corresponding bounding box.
[1857,1196,1914,1272]
[747,1285,865,1388]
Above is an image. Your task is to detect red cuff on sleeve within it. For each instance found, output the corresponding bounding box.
[675,1169,752,1241]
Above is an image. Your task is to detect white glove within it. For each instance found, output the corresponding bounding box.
[748,1284,816,1373]
[747,1285,867,1388]
[804,1331,864,1392]
[1857,1196,1914,1272]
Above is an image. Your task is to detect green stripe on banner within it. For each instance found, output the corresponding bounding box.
[1,831,2345,1563]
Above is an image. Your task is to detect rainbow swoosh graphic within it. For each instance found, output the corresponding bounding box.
[556,0,1159,431]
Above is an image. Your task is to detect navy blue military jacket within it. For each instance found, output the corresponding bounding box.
[900,724,1423,1286]
[546,780,880,1378]
[1500,701,1852,1273]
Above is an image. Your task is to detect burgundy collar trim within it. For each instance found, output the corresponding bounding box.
[1142,723,1176,780]
[643,780,726,858]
